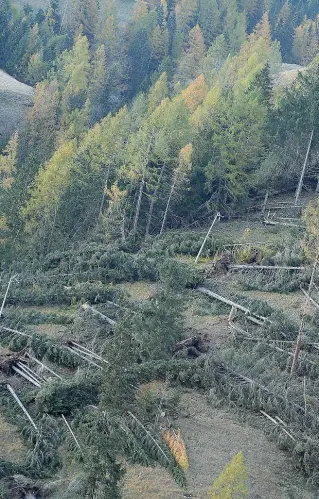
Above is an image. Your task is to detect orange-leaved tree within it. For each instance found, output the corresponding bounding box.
[162,429,189,470]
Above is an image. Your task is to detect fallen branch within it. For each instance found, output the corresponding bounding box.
[7,384,37,430]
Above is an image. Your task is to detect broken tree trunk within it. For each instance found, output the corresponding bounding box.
[290,319,304,376]
[7,384,37,430]
[132,132,154,236]
[82,303,117,326]
[295,129,314,206]
[194,213,221,264]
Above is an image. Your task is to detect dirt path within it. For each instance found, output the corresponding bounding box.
[123,392,313,499]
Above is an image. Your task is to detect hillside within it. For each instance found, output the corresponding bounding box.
[0,70,34,145]
[0,191,319,497]
[2,0,319,497]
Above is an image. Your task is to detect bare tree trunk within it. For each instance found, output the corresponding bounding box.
[132,175,145,235]
[290,319,304,375]
[160,178,176,235]
[7,384,37,430]
[145,163,166,236]
[132,135,153,235]
[194,212,220,264]
[295,129,314,205]
[98,165,111,222]
[261,189,269,216]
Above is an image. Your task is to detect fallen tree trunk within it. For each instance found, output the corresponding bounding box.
[0,325,31,338]
[263,219,306,228]
[7,384,37,430]
[82,303,117,326]
[197,287,269,325]
[25,354,63,380]
[11,365,41,387]
[229,265,305,271]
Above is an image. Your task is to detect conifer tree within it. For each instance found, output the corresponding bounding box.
[0,0,11,67]
[0,132,18,191]
[160,143,192,234]
[208,451,248,499]
[46,0,61,34]
[151,24,169,65]
[225,0,247,55]
[66,0,98,41]
[89,44,107,121]
[198,0,221,46]
[176,25,206,85]
[293,17,319,65]
[176,0,198,33]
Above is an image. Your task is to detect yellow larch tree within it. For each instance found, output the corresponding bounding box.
[208,451,248,499]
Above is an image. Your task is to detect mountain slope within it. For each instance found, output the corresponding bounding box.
[0,70,34,145]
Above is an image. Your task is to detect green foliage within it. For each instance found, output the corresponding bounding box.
[36,374,100,415]
[25,415,62,476]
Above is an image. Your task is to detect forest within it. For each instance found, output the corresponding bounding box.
[1,0,319,497]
